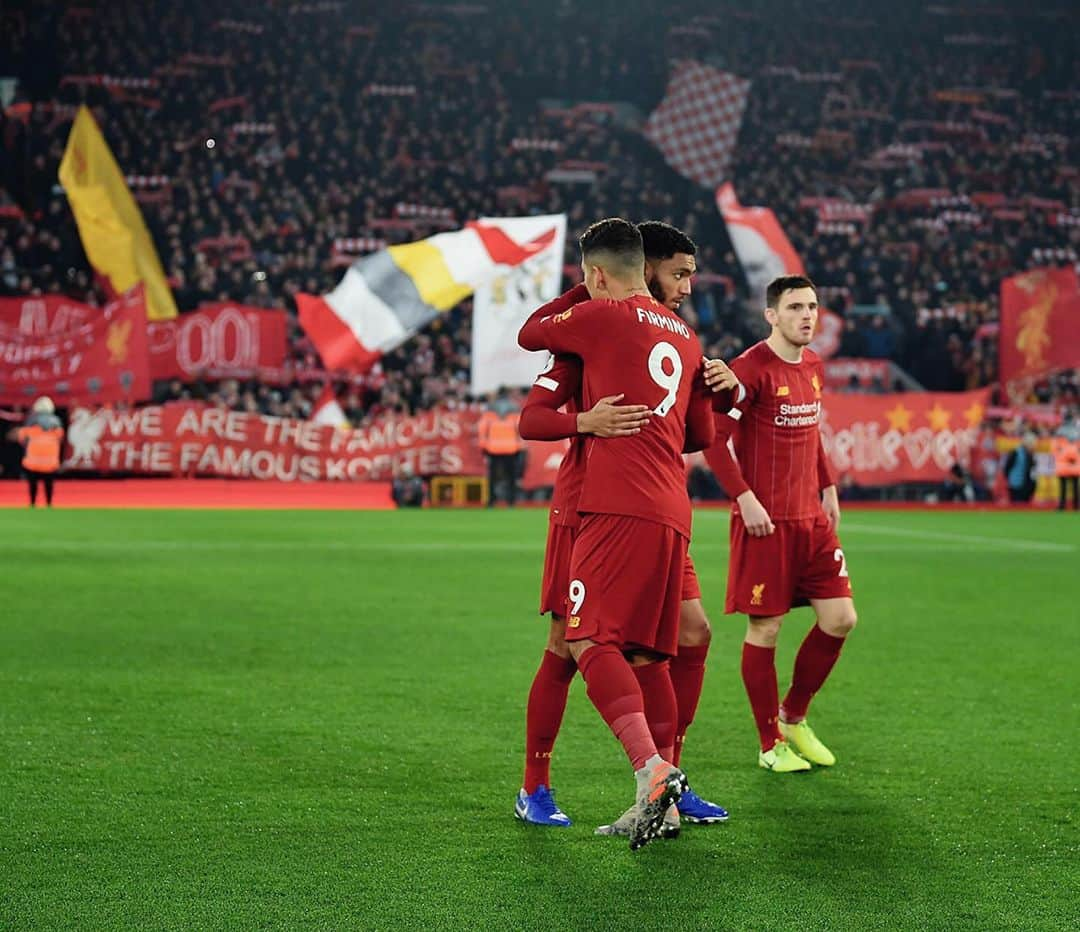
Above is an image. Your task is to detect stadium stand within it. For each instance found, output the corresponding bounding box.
[1,0,1076,427]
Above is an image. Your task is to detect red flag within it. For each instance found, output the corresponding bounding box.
[0,287,151,406]
[999,266,1080,383]
[718,183,841,357]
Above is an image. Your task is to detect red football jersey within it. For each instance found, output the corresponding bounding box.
[519,295,713,538]
[705,340,835,521]
[521,353,586,528]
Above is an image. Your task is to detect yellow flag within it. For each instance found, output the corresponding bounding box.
[58,106,177,320]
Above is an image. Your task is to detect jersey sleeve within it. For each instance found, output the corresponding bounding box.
[814,361,834,490]
[703,355,759,500]
[518,355,583,441]
[517,283,591,352]
[683,363,716,453]
[817,434,835,490]
[518,298,606,356]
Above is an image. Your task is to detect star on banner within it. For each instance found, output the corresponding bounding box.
[885,403,913,433]
[963,402,985,428]
[926,403,952,431]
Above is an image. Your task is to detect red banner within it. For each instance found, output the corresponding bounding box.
[522,438,568,490]
[809,308,842,359]
[63,403,486,481]
[820,389,992,485]
[0,294,97,336]
[999,267,1080,383]
[0,289,151,406]
[146,303,289,381]
[823,357,892,390]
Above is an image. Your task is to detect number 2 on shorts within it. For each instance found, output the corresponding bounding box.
[834,548,849,577]
[568,579,586,615]
[648,341,683,416]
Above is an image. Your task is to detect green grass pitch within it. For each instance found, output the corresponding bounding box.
[1,506,1077,930]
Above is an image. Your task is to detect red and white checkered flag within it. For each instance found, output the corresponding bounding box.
[644,63,750,188]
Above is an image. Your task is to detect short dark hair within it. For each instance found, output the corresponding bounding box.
[638,221,697,261]
[579,217,644,275]
[766,275,817,308]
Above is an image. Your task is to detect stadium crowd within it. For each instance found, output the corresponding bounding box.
[1,0,1077,426]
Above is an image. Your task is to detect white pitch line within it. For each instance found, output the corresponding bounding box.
[0,536,1069,556]
[840,522,1075,553]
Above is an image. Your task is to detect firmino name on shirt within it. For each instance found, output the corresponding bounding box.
[776,401,821,427]
[636,307,691,339]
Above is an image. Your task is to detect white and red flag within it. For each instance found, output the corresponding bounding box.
[296,220,558,374]
[717,182,841,357]
[644,63,750,189]
[310,383,348,428]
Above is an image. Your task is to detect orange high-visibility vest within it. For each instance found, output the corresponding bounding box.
[478,411,522,455]
[1051,436,1080,478]
[17,424,64,473]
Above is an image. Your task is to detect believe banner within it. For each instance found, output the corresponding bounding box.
[998,266,1080,384]
[0,288,151,406]
[820,389,991,485]
[470,214,567,396]
[146,303,289,381]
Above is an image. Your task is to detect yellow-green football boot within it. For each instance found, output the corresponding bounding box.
[779,719,836,766]
[758,739,811,772]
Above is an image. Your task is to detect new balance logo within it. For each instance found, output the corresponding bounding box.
[775,386,790,397]
[568,615,581,628]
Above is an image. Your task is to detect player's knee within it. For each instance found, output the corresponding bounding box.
[747,615,783,645]
[832,604,858,636]
[546,618,572,659]
[678,601,712,647]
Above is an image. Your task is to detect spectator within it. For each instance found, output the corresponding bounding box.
[391,463,426,508]
[478,388,523,507]
[12,397,64,508]
[862,315,896,360]
[1052,411,1080,511]
[838,317,864,358]
[1003,433,1038,504]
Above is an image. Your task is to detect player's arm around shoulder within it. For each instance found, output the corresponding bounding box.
[684,360,717,453]
[517,283,590,351]
[517,289,602,352]
[519,354,581,441]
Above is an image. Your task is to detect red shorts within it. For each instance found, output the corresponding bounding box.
[564,514,687,656]
[541,523,700,616]
[726,512,853,617]
[540,521,577,616]
[681,554,702,602]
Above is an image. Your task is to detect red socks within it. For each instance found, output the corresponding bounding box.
[781,624,846,724]
[741,642,782,752]
[669,643,709,766]
[523,650,577,793]
[577,644,658,770]
[632,660,677,761]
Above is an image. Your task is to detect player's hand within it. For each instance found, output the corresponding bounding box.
[737,491,775,537]
[822,485,841,531]
[576,394,651,438]
[703,357,739,393]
